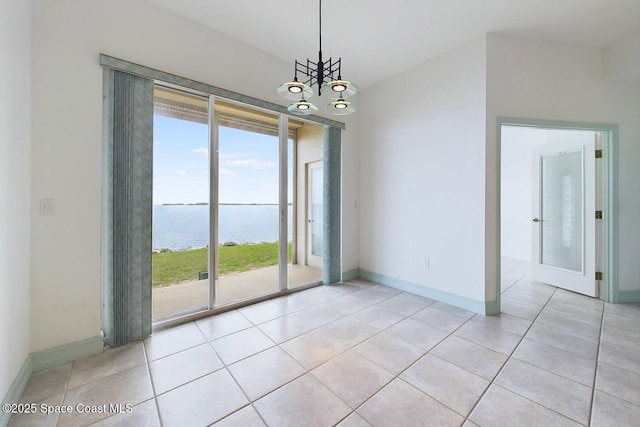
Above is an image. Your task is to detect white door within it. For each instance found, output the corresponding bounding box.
[307,161,323,268]
[532,138,597,297]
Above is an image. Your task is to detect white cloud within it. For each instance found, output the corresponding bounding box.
[220,152,257,159]
[174,170,187,176]
[219,169,237,177]
[190,148,208,156]
[221,158,277,170]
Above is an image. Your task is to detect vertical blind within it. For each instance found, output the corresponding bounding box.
[323,125,342,285]
[103,69,154,347]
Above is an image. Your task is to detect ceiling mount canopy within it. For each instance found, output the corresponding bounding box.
[278,0,357,116]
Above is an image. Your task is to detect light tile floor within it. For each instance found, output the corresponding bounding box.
[10,260,640,426]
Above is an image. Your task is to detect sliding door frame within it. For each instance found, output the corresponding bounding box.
[208,95,218,309]
[100,55,344,129]
[279,114,289,292]
[101,54,346,331]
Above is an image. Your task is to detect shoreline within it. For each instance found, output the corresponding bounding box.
[157,203,292,206]
[152,241,282,254]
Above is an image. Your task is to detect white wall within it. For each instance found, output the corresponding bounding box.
[487,34,640,294]
[0,0,31,401]
[341,119,360,274]
[604,31,640,84]
[500,126,546,261]
[31,0,359,352]
[358,37,488,303]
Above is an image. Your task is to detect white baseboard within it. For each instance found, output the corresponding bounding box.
[32,335,104,372]
[341,268,360,281]
[359,269,499,315]
[0,355,33,427]
[1,336,104,426]
[618,290,640,303]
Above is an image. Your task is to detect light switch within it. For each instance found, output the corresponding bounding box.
[40,199,55,215]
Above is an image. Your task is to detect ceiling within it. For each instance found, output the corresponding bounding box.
[147,0,640,90]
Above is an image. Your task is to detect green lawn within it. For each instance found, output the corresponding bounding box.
[152,242,292,287]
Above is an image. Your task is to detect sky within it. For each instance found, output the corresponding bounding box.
[153,115,293,205]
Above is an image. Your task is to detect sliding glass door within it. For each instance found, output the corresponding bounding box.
[151,85,325,322]
[152,86,210,321]
[213,103,282,306]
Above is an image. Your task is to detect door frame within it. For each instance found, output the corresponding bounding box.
[497,117,619,305]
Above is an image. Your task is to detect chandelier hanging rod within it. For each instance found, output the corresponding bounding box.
[319,0,322,53]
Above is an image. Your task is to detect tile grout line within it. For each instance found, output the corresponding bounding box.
[273,315,393,421]
[461,286,562,425]
[478,286,609,425]
[336,294,495,422]
[214,313,281,426]
[141,337,165,427]
[220,290,443,426]
[206,284,383,426]
[587,301,607,425]
[55,359,74,426]
[148,323,271,426]
[348,309,478,424]
[17,278,627,427]
[209,293,630,426]
[211,283,376,345]
[202,322,264,426]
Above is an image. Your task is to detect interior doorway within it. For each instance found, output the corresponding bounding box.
[499,120,618,303]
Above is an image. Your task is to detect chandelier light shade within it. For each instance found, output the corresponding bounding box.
[287,98,319,115]
[322,80,358,99]
[277,79,313,100]
[278,0,357,116]
[327,98,356,115]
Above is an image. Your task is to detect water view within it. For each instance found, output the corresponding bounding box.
[152,204,293,250]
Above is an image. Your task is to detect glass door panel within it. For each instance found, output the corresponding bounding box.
[152,86,210,321]
[309,164,324,262]
[289,123,323,289]
[540,150,583,272]
[214,105,281,306]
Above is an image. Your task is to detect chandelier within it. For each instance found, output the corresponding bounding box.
[278,0,357,116]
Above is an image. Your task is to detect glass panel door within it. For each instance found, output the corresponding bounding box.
[152,86,210,321]
[540,150,583,272]
[151,91,328,318]
[532,130,597,297]
[214,103,281,306]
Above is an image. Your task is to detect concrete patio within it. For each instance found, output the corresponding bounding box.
[152,264,322,320]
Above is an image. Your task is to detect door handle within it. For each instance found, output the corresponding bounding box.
[532,218,540,223]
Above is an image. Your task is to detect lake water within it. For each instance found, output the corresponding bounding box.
[153,204,293,250]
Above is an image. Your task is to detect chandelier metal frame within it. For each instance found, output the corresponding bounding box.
[278,0,357,115]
